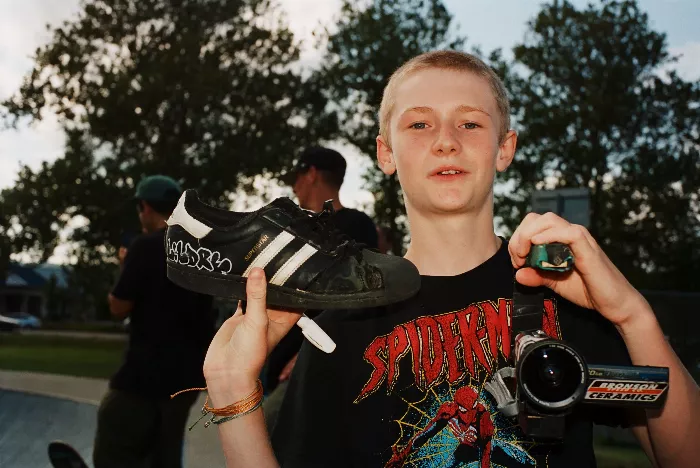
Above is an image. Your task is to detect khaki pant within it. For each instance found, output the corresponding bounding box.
[93,389,198,468]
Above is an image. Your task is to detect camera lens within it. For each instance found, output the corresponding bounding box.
[541,362,563,386]
[518,340,586,411]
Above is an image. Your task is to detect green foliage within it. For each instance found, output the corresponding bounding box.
[502,0,700,290]
[1,0,334,256]
[316,0,464,253]
[0,214,10,281]
[1,0,336,310]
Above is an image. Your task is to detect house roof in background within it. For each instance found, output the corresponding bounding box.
[33,264,70,288]
[5,273,29,287]
[2,263,70,289]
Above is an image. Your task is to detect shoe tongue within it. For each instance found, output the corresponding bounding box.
[269,197,304,213]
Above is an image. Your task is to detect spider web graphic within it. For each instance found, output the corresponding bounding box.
[391,382,545,467]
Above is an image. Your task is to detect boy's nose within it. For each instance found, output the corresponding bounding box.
[432,127,460,155]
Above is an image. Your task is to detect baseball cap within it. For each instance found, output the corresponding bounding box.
[134,175,182,203]
[281,146,347,185]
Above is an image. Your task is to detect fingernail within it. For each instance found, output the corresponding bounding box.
[249,267,265,281]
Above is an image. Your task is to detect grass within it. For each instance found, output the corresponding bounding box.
[41,320,127,333]
[595,444,653,468]
[0,333,125,379]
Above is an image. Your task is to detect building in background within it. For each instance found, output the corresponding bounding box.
[531,188,591,228]
[0,263,72,319]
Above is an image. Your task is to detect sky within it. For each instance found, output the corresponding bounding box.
[1,0,699,211]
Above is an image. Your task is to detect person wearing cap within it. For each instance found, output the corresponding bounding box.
[287,146,380,249]
[261,147,383,431]
[95,175,216,468]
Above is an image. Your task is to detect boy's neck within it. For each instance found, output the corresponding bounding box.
[403,204,501,276]
[307,188,343,213]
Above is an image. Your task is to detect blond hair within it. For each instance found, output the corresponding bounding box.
[379,50,511,145]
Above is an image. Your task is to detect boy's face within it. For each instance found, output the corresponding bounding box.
[136,201,155,233]
[292,167,315,210]
[377,68,516,217]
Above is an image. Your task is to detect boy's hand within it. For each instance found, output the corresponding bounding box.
[508,212,650,327]
[203,268,302,405]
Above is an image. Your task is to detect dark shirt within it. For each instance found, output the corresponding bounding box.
[264,207,379,391]
[332,207,379,250]
[272,240,633,467]
[111,229,215,398]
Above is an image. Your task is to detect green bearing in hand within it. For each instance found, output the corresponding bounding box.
[525,243,574,272]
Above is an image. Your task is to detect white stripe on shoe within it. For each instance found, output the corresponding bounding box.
[270,244,318,286]
[243,231,295,277]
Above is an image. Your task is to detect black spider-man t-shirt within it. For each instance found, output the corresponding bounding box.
[272,240,635,467]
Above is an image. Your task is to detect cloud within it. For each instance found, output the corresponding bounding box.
[0,115,66,189]
[279,0,341,39]
[0,0,81,99]
[333,142,376,212]
[669,41,700,81]
[276,0,342,73]
[0,0,80,190]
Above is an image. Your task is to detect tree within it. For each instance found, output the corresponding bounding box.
[0,222,10,282]
[502,0,700,291]
[1,0,334,263]
[316,0,464,254]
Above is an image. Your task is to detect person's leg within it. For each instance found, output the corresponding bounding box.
[151,392,199,468]
[93,389,158,468]
[263,379,289,434]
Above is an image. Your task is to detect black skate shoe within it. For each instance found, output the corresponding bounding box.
[165,190,420,309]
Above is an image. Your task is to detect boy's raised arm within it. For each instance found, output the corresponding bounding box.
[509,212,700,468]
[203,268,301,468]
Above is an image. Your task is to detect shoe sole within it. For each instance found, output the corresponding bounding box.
[167,263,413,310]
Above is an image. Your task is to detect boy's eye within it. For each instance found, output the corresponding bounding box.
[409,122,427,129]
[461,122,479,129]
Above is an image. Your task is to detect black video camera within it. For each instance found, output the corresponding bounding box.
[514,328,668,440]
[486,244,669,440]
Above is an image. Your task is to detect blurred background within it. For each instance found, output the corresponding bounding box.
[0,1,698,467]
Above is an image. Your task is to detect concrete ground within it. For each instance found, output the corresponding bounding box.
[0,370,226,468]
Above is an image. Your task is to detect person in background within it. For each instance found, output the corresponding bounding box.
[95,175,216,468]
[290,146,379,249]
[261,147,381,431]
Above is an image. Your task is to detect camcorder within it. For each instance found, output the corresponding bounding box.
[485,243,669,440]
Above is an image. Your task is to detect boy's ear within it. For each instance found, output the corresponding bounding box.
[307,165,318,183]
[496,130,517,173]
[141,201,153,215]
[376,135,396,175]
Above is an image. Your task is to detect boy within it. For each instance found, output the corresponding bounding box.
[201,51,700,467]
[98,175,216,467]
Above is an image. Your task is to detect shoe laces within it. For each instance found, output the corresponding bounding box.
[292,200,364,258]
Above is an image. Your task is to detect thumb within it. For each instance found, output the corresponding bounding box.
[245,268,269,328]
[515,267,557,289]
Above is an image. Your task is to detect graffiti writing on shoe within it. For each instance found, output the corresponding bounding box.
[166,239,233,274]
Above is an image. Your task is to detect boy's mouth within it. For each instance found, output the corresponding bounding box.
[430,166,468,179]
